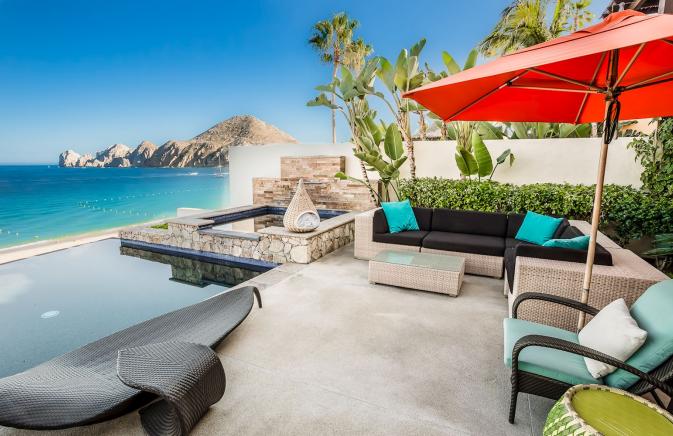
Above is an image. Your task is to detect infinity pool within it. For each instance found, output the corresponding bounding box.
[0,238,262,377]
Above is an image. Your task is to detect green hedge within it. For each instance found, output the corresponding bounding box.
[398,178,673,246]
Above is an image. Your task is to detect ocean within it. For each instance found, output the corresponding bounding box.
[0,165,230,249]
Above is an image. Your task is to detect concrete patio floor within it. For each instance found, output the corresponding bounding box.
[1,244,554,436]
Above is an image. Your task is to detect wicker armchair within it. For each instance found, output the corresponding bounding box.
[506,288,673,423]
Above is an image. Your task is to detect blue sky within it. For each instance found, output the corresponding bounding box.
[0,0,608,163]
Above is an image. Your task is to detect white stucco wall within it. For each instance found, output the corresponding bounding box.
[410,137,641,186]
[228,137,642,206]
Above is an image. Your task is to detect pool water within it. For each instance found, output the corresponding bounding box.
[0,238,260,377]
[213,214,284,232]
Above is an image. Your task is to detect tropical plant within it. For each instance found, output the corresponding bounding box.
[628,118,673,198]
[424,49,516,180]
[343,37,373,73]
[336,121,407,204]
[371,38,428,179]
[454,131,514,181]
[307,60,380,201]
[308,13,372,143]
[567,0,594,32]
[504,121,592,139]
[478,0,594,57]
[643,234,673,273]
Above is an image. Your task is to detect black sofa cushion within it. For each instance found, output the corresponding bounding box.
[506,213,526,238]
[506,212,569,239]
[373,207,433,234]
[515,243,613,266]
[372,230,429,247]
[559,225,583,239]
[423,231,505,257]
[431,209,508,237]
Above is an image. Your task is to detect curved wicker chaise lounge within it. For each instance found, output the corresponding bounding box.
[0,285,261,430]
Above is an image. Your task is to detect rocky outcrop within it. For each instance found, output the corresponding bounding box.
[59,150,82,167]
[128,140,157,166]
[58,115,297,168]
[96,144,131,167]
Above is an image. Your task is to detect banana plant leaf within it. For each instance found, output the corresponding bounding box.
[441,51,461,75]
[455,148,478,176]
[306,94,339,110]
[409,38,426,58]
[384,123,404,160]
[477,122,505,139]
[376,57,396,93]
[558,123,592,138]
[463,49,478,70]
[472,131,493,178]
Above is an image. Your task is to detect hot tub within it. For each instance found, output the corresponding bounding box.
[120,204,357,264]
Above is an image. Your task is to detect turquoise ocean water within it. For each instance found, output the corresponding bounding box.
[0,165,230,248]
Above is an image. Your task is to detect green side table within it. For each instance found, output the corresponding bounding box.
[544,384,673,436]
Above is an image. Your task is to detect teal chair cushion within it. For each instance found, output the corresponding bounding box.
[542,235,590,250]
[504,318,602,386]
[380,199,419,233]
[605,280,673,389]
[515,211,563,245]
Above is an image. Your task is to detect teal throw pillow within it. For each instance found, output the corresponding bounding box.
[542,235,590,250]
[381,199,419,233]
[515,211,563,245]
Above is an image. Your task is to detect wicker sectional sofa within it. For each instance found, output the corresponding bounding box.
[355,208,668,329]
[355,207,613,279]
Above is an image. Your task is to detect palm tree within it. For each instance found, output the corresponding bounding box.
[479,0,594,57]
[344,37,373,73]
[568,0,593,31]
[309,13,371,143]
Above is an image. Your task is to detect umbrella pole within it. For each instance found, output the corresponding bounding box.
[577,98,614,330]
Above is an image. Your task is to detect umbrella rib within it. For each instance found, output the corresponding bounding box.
[527,68,606,93]
[624,70,673,91]
[508,85,596,93]
[574,52,607,124]
[614,43,646,87]
[443,71,527,121]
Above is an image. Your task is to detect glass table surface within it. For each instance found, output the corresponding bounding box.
[372,250,464,272]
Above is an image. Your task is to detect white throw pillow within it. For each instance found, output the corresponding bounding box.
[578,298,648,379]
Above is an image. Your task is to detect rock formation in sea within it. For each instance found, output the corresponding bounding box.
[58,115,298,168]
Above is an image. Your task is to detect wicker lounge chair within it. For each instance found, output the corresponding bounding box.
[0,285,261,430]
[505,281,673,423]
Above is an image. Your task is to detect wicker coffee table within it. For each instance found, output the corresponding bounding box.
[368,250,465,296]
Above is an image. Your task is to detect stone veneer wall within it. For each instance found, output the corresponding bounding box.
[253,155,376,211]
[253,178,374,211]
[119,210,356,265]
[280,156,346,179]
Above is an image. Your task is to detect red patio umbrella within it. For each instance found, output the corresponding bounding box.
[404,10,673,328]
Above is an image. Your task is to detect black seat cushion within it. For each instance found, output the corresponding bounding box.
[423,231,505,257]
[507,212,569,239]
[373,207,433,234]
[372,230,429,247]
[431,209,508,237]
